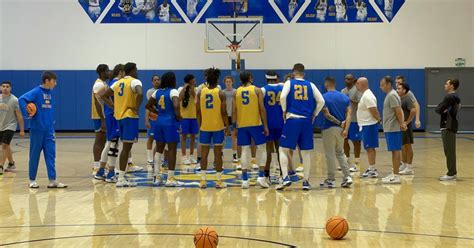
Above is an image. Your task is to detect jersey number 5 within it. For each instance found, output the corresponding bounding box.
[205,94,213,109]
[158,95,165,110]
[241,91,250,105]
[118,83,125,96]
[294,85,308,100]
[267,91,281,106]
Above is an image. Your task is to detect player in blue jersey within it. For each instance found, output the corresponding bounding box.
[146,72,183,187]
[276,63,325,190]
[261,71,284,184]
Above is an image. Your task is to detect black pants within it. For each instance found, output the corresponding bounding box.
[441,129,457,176]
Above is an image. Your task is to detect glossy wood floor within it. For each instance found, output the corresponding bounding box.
[0,133,473,247]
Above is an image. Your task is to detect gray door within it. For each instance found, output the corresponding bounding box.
[425,68,474,132]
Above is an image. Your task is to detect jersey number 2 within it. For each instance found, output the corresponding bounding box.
[205,94,213,109]
[294,85,308,100]
[158,95,165,110]
[118,83,125,96]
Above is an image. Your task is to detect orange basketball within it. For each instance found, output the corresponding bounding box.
[194,227,219,248]
[26,103,37,117]
[149,112,158,121]
[325,216,349,240]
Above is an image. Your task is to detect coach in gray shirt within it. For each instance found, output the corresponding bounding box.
[380,76,406,184]
[0,81,25,174]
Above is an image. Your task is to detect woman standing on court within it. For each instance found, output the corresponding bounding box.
[178,74,199,166]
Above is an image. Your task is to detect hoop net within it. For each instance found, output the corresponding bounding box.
[227,44,241,61]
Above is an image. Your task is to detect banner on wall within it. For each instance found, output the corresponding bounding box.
[101,0,185,23]
[79,0,111,23]
[298,0,382,23]
[198,0,283,23]
[373,0,405,22]
[173,0,211,23]
[271,0,311,23]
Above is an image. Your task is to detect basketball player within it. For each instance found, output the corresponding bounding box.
[384,0,394,19]
[261,71,284,185]
[134,0,157,20]
[158,0,171,23]
[103,62,143,187]
[315,0,328,22]
[187,0,198,18]
[91,64,109,173]
[233,71,270,189]
[146,72,182,187]
[320,77,352,188]
[356,77,381,178]
[396,82,416,175]
[380,76,406,184]
[84,0,102,19]
[224,76,238,164]
[356,0,368,21]
[341,74,361,172]
[95,64,125,183]
[335,0,348,22]
[119,0,133,15]
[196,68,229,189]
[289,0,299,19]
[19,72,67,188]
[145,75,160,171]
[179,74,199,165]
[276,63,324,191]
[0,81,25,174]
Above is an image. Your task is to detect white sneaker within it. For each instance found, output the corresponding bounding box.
[382,174,401,184]
[341,176,353,188]
[349,164,358,172]
[127,164,144,173]
[190,156,198,164]
[337,166,342,171]
[235,163,242,170]
[153,175,162,186]
[241,180,250,189]
[146,161,154,173]
[399,167,414,175]
[251,161,259,170]
[29,181,39,189]
[165,177,184,187]
[399,163,407,172]
[296,166,304,172]
[182,156,191,165]
[439,175,457,181]
[257,177,270,188]
[116,178,137,187]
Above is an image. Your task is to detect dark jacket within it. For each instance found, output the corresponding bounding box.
[435,92,461,133]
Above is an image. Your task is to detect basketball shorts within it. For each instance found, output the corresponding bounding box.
[147,120,157,138]
[402,126,414,145]
[105,114,120,141]
[266,128,282,142]
[118,118,139,143]
[361,123,379,150]
[181,118,199,135]
[385,131,402,151]
[280,118,314,150]
[199,130,225,145]
[154,123,180,143]
[0,130,15,145]
[237,125,266,146]
[93,119,103,133]
[347,122,361,141]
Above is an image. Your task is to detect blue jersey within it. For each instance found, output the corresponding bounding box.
[286,79,316,119]
[18,86,55,131]
[104,78,117,116]
[155,88,177,125]
[322,91,350,130]
[263,84,284,129]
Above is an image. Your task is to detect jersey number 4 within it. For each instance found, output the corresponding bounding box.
[158,95,166,110]
[267,91,281,106]
[205,94,213,109]
[294,85,308,100]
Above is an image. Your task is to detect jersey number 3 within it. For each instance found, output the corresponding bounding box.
[294,85,308,100]
[118,83,125,97]
[158,95,165,110]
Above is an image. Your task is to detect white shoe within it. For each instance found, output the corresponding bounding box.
[182,156,191,165]
[47,181,68,188]
[241,180,250,189]
[399,163,407,172]
[382,174,401,184]
[29,181,39,189]
[235,163,242,170]
[341,176,353,188]
[146,161,154,173]
[337,166,342,171]
[251,163,259,170]
[127,164,144,173]
[190,156,198,164]
[116,178,137,187]
[153,175,162,186]
[399,167,414,175]
[349,164,358,172]
[439,175,457,181]
[165,177,183,187]
[257,177,270,188]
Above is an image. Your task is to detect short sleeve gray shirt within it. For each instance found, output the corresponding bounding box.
[383,89,402,132]
[341,86,361,122]
[401,95,415,122]
[0,94,19,131]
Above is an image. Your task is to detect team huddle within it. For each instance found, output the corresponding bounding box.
[86,62,423,190]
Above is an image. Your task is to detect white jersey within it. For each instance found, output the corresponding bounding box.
[187,0,198,17]
[335,0,347,21]
[288,0,298,18]
[356,1,367,21]
[159,4,170,22]
[315,0,327,21]
[384,0,394,18]
[88,0,100,7]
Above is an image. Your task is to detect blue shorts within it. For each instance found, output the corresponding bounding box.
[181,119,199,135]
[147,120,157,138]
[237,125,266,146]
[348,122,361,141]
[154,123,180,143]
[118,118,139,143]
[105,114,120,141]
[93,119,102,133]
[385,131,402,151]
[361,124,379,150]
[266,128,282,142]
[200,130,225,145]
[280,118,314,150]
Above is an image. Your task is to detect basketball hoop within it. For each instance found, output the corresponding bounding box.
[227,44,242,70]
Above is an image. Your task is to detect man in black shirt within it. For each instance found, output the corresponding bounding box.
[435,79,461,181]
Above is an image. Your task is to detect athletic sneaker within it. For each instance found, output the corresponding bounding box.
[153,175,162,186]
[105,171,117,183]
[341,176,353,188]
[5,162,16,172]
[302,180,311,190]
[165,177,183,187]
[289,171,299,182]
[0,166,3,175]
[199,180,207,189]
[439,175,457,181]
[127,163,143,173]
[146,161,154,173]
[162,160,169,168]
[382,174,401,184]
[232,154,239,163]
[337,166,342,171]
[116,178,137,187]
[241,180,250,189]
[194,164,201,171]
[94,167,106,181]
[361,168,379,178]
[349,164,358,172]
[269,175,279,185]
[296,164,304,172]
[182,156,191,165]
[215,180,227,189]
[319,179,336,188]
[275,176,291,190]
[29,181,39,188]
[190,156,198,165]
[47,181,68,188]
[251,159,259,170]
[399,163,407,172]
[257,177,270,188]
[235,163,242,170]
[399,167,414,175]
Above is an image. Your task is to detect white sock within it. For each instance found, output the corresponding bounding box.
[241,146,250,170]
[93,161,100,169]
[257,144,266,168]
[355,157,360,164]
[146,149,153,162]
[201,170,206,180]
[100,142,110,163]
[168,170,174,179]
[128,157,133,164]
[279,148,290,179]
[369,165,376,170]
[216,172,222,181]
[301,150,311,181]
[116,169,125,179]
[154,152,163,176]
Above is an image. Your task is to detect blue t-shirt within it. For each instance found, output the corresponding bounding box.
[287,79,316,119]
[322,91,350,130]
[18,86,55,131]
[263,84,284,129]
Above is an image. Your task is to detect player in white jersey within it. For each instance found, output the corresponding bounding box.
[335,0,348,22]
[187,0,198,18]
[315,0,328,22]
[158,1,171,23]
[86,0,102,19]
[288,0,298,19]
[133,0,157,20]
[384,0,394,19]
[356,0,367,21]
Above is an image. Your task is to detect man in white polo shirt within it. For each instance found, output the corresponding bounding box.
[356,77,381,178]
